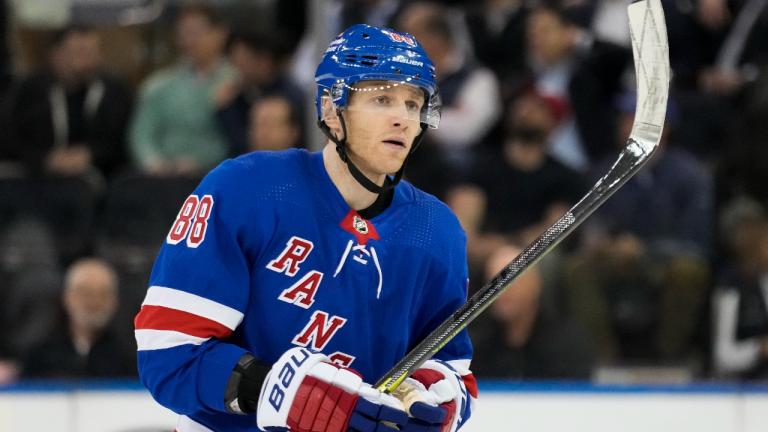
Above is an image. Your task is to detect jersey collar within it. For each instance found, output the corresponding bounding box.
[308,150,414,236]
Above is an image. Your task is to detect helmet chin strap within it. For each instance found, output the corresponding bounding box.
[318,108,426,195]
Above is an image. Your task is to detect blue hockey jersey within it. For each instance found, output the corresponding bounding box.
[135,149,475,432]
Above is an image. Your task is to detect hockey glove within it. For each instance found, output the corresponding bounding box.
[257,347,409,432]
[390,360,470,432]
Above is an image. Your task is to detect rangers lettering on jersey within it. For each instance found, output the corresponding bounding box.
[267,236,314,276]
[292,310,347,351]
[277,270,323,308]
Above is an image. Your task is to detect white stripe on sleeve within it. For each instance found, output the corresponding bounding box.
[142,286,244,330]
[135,329,210,351]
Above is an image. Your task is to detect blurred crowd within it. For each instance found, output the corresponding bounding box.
[0,0,766,384]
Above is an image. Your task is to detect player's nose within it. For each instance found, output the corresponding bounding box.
[389,104,415,128]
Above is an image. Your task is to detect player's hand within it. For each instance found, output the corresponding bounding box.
[257,347,409,432]
[391,360,469,432]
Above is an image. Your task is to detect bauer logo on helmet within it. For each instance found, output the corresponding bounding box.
[392,55,423,67]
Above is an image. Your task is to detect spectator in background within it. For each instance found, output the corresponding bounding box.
[340,0,401,30]
[712,197,768,379]
[464,0,530,98]
[109,4,236,251]
[470,244,596,379]
[690,0,768,98]
[215,31,304,156]
[2,25,132,183]
[447,89,585,271]
[290,0,403,88]
[717,196,767,279]
[129,3,236,176]
[586,0,705,93]
[0,26,131,261]
[668,0,768,162]
[395,1,502,190]
[22,258,137,379]
[525,4,632,171]
[715,59,768,208]
[564,93,713,363]
[565,10,632,165]
[247,95,301,153]
[525,4,588,171]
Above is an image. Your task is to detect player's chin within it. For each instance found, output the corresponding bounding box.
[377,154,407,175]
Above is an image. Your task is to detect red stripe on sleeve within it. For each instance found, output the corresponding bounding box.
[134,305,233,339]
[461,373,478,399]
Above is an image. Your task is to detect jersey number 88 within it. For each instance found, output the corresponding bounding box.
[167,194,214,248]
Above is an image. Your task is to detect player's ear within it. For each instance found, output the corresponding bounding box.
[321,97,344,139]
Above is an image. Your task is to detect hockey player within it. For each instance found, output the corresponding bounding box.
[135,24,477,432]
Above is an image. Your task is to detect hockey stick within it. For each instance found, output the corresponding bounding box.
[375,0,670,393]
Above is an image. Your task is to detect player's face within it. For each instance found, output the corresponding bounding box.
[342,81,425,176]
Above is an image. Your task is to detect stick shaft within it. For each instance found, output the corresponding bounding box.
[375,139,655,392]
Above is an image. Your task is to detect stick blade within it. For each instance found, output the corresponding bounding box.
[628,0,670,150]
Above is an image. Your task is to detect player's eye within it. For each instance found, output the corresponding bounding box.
[406,101,421,112]
[373,96,389,105]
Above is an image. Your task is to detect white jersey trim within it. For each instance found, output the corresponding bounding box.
[142,286,244,330]
[177,415,215,432]
[135,329,209,351]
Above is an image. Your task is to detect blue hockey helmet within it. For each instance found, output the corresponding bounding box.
[315,24,442,130]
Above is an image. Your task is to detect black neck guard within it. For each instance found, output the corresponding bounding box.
[357,177,394,219]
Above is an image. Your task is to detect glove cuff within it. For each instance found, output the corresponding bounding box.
[417,360,468,432]
[256,347,329,430]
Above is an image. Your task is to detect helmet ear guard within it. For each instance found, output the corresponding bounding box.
[317,89,341,133]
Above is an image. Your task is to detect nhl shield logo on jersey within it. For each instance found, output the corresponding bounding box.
[353,216,368,234]
[340,210,379,245]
